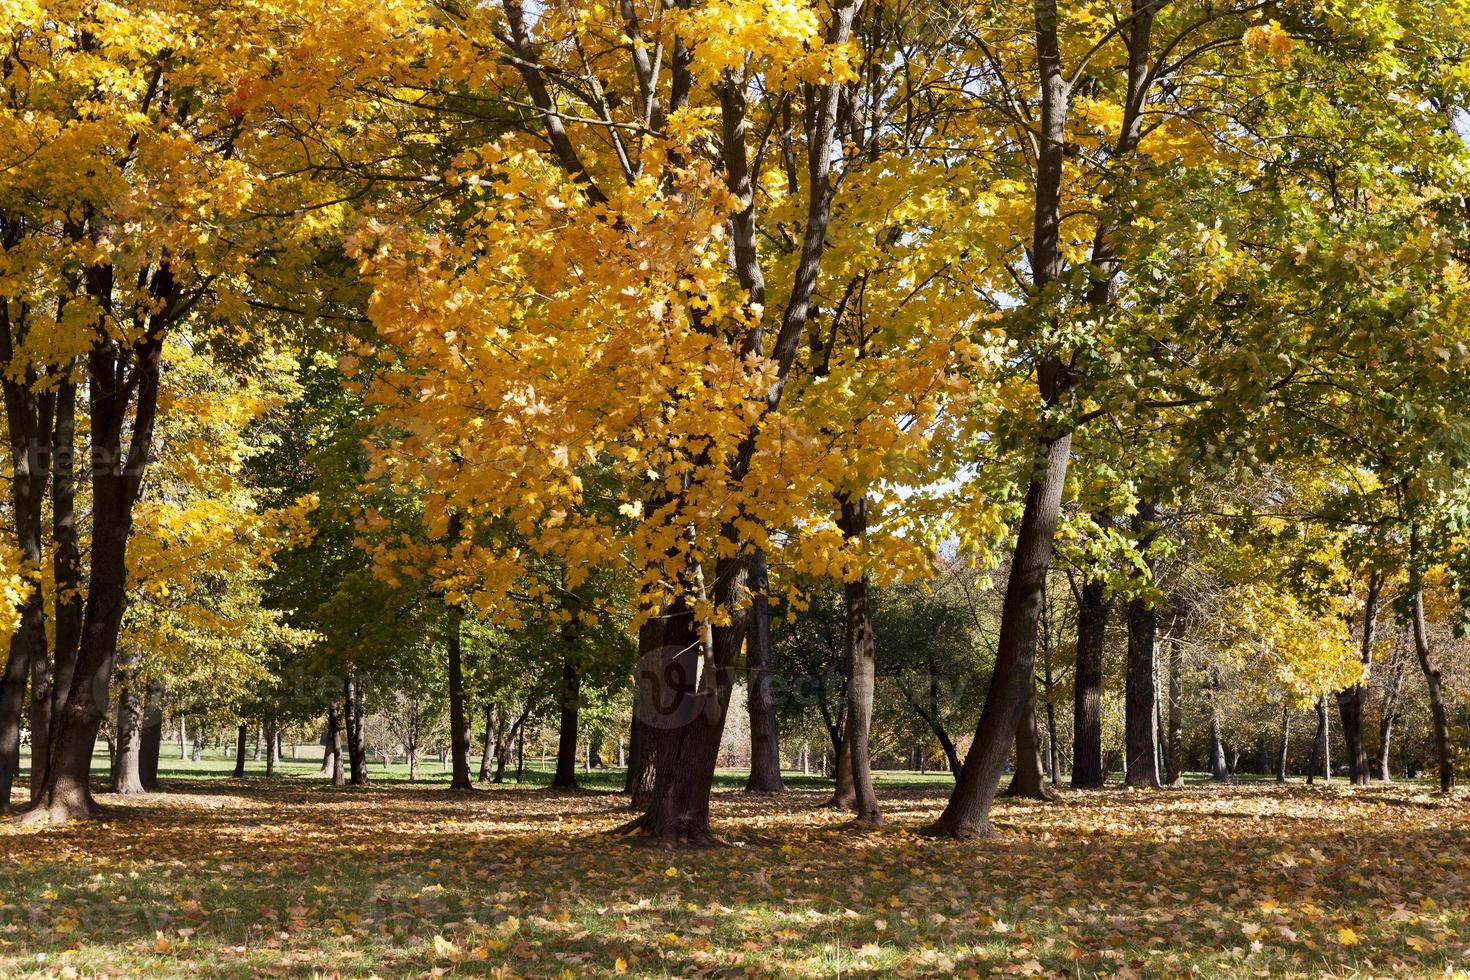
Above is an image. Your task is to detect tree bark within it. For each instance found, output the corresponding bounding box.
[1337,569,1381,785]
[1308,697,1329,784]
[1124,504,1161,789]
[1376,627,1409,782]
[744,547,787,793]
[345,677,369,785]
[232,723,248,779]
[111,653,146,795]
[1071,577,1109,789]
[1411,586,1454,793]
[47,379,82,791]
[446,603,473,791]
[1276,705,1290,782]
[479,702,496,783]
[1004,685,1057,800]
[835,494,881,824]
[265,720,279,777]
[139,683,163,792]
[1207,670,1228,782]
[626,616,661,805]
[552,644,581,789]
[1164,620,1185,786]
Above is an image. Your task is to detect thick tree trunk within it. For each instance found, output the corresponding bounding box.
[826,729,855,808]
[1004,685,1057,800]
[1071,578,1109,789]
[552,646,581,789]
[446,605,473,791]
[112,657,147,795]
[744,547,787,793]
[265,720,279,777]
[1411,587,1454,793]
[232,724,248,779]
[48,379,82,789]
[139,683,163,792]
[626,617,661,805]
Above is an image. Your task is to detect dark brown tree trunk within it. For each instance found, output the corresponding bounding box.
[1124,505,1161,789]
[344,677,368,785]
[47,379,82,789]
[744,547,787,793]
[232,723,248,779]
[1071,578,1109,789]
[1276,706,1290,782]
[111,653,146,795]
[1337,570,1381,785]
[139,683,163,792]
[552,640,581,789]
[1207,670,1228,782]
[446,604,473,791]
[1164,621,1185,786]
[626,616,661,805]
[1004,685,1057,800]
[265,720,279,777]
[898,672,961,779]
[1411,586,1454,793]
[835,494,881,824]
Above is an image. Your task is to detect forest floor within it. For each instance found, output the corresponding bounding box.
[1,768,1467,978]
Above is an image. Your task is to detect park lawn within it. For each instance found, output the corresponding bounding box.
[0,777,1467,978]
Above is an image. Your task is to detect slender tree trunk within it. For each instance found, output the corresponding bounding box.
[47,379,81,790]
[111,655,146,795]
[479,702,496,783]
[1004,685,1057,800]
[1124,505,1161,789]
[446,604,473,791]
[744,547,787,793]
[265,720,279,777]
[552,637,581,789]
[1164,623,1185,786]
[1308,697,1329,784]
[1207,671,1228,782]
[1042,662,1060,785]
[1337,570,1381,785]
[233,724,248,779]
[1276,706,1290,782]
[1376,627,1409,782]
[1071,578,1109,789]
[1411,586,1454,793]
[834,494,881,824]
[344,678,368,785]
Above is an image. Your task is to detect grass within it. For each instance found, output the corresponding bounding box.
[2,756,1466,977]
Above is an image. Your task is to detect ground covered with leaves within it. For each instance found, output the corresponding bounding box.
[1,778,1467,978]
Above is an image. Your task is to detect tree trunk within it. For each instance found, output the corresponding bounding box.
[1124,506,1161,789]
[1276,706,1290,782]
[112,656,147,795]
[1164,620,1185,786]
[1411,586,1454,793]
[744,547,787,793]
[929,420,1073,837]
[1004,684,1057,800]
[345,677,369,785]
[1337,569,1381,785]
[479,702,496,783]
[265,720,279,777]
[552,645,581,789]
[446,604,473,791]
[1376,627,1409,782]
[139,683,164,792]
[1041,661,1060,785]
[1308,697,1329,784]
[232,723,248,779]
[626,616,661,805]
[1071,577,1109,789]
[835,494,881,824]
[1207,673,1229,782]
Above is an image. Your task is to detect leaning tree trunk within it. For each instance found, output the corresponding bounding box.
[446,603,473,791]
[1004,684,1057,800]
[744,547,787,793]
[111,654,147,795]
[1411,586,1454,793]
[835,494,881,824]
[1337,569,1381,785]
[929,417,1073,837]
[1071,577,1109,789]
